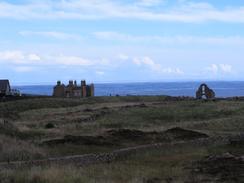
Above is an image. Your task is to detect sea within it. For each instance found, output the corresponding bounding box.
[12,81,244,97]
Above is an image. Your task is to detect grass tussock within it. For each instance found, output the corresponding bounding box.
[0,135,46,162]
[0,144,210,183]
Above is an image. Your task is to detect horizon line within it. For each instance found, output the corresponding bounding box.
[11,80,244,86]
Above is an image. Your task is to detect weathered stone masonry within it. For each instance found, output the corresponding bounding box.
[53,80,94,98]
[196,83,215,99]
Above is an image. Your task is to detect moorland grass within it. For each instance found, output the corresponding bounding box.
[1,96,244,182]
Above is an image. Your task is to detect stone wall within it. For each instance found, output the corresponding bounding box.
[0,135,233,170]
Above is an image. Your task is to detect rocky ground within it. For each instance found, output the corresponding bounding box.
[190,153,244,182]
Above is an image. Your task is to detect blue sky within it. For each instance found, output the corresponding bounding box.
[0,0,244,84]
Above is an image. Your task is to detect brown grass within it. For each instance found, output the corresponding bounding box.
[0,97,244,182]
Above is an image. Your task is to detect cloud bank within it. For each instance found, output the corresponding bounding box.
[0,0,244,23]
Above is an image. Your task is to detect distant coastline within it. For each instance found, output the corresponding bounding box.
[12,81,244,97]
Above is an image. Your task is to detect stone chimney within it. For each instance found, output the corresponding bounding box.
[57,81,61,86]
[69,80,73,86]
[90,83,95,97]
[81,80,86,87]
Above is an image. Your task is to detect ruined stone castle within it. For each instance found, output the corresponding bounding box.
[196,83,215,99]
[53,80,94,98]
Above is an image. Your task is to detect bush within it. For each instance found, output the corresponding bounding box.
[45,123,55,129]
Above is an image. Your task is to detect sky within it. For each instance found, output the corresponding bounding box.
[0,0,244,84]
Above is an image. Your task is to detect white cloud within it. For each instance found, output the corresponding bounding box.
[28,54,41,61]
[0,50,104,67]
[94,31,244,45]
[13,66,34,72]
[54,55,94,66]
[219,64,233,73]
[96,71,105,75]
[0,1,244,23]
[206,64,233,74]
[19,31,82,40]
[118,54,129,61]
[162,68,184,75]
[0,50,40,64]
[0,50,184,75]
[206,64,219,74]
[0,50,25,61]
[133,56,184,75]
[94,32,132,41]
[136,0,162,7]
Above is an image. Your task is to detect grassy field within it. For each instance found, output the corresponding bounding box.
[0,96,244,182]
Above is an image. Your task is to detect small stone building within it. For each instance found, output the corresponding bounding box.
[53,80,94,98]
[196,83,215,99]
[0,80,11,96]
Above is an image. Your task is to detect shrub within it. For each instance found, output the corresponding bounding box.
[45,123,55,129]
